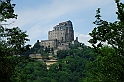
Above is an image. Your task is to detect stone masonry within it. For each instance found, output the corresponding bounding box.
[40,20,75,49]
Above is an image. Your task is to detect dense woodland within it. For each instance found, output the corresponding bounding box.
[0,0,124,82]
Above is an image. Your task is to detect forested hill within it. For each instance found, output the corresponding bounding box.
[0,0,124,82]
[13,42,97,82]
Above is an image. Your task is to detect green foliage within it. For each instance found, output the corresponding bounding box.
[30,40,42,54]
[0,0,31,81]
[0,0,17,22]
[48,56,91,82]
[57,44,95,60]
[30,40,51,54]
[0,29,30,81]
[87,0,124,82]
[57,50,69,59]
[89,0,124,55]
[1,27,30,55]
[3,0,124,82]
[85,46,124,82]
[9,43,95,82]
[0,56,18,82]
[12,60,47,82]
[29,40,50,59]
[48,44,96,82]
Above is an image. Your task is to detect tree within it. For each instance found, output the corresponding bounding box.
[1,27,30,55]
[12,60,47,82]
[89,0,124,56]
[30,40,41,54]
[0,0,17,22]
[87,0,124,82]
[57,50,69,59]
[0,0,29,56]
[0,0,30,81]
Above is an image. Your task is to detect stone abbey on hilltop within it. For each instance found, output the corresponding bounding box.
[48,20,74,42]
[40,20,79,50]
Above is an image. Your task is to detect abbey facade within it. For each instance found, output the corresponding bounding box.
[40,20,79,50]
[48,20,74,42]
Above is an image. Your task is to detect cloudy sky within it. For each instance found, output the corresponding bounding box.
[7,0,123,46]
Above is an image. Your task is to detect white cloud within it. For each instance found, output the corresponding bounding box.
[14,0,113,28]
[10,0,116,45]
[75,32,91,46]
[27,24,42,40]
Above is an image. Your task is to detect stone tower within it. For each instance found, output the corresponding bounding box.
[48,20,74,42]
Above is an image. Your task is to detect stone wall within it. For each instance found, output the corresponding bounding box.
[40,20,75,50]
[40,39,59,48]
[48,20,74,42]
